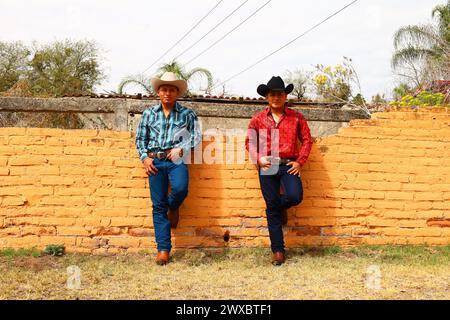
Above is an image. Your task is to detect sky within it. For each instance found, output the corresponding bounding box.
[0,0,444,100]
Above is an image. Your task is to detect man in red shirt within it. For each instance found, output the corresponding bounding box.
[245,76,313,266]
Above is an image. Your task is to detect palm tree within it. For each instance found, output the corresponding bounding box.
[392,1,450,85]
[118,60,213,96]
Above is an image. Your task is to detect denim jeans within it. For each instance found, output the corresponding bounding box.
[258,164,303,253]
[148,158,188,252]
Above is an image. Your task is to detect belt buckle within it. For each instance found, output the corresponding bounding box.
[156,151,166,160]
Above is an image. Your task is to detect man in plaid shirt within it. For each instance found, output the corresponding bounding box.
[136,72,201,265]
[246,76,313,266]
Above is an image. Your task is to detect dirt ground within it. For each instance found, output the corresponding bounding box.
[0,246,449,300]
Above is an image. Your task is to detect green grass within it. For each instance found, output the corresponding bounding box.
[0,247,42,258]
[1,245,449,299]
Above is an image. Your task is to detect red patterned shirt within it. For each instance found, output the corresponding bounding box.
[245,106,313,165]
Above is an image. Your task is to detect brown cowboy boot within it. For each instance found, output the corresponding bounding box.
[272,251,285,266]
[168,208,179,229]
[155,251,170,265]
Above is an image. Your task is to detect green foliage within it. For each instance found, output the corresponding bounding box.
[118,60,214,96]
[28,40,104,97]
[0,41,30,92]
[43,244,65,256]
[351,93,366,106]
[390,90,447,106]
[0,247,42,257]
[313,57,361,102]
[371,93,387,104]
[0,39,104,97]
[392,1,450,84]
[393,83,413,100]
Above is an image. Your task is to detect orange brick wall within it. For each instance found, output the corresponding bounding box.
[0,106,449,253]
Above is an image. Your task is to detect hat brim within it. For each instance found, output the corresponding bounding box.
[151,78,187,97]
[257,83,294,97]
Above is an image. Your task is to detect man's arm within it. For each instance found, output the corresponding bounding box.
[135,110,150,162]
[245,117,260,164]
[295,113,313,166]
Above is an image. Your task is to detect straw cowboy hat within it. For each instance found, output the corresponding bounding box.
[257,76,294,97]
[151,72,187,96]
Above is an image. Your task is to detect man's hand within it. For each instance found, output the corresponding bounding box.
[143,158,158,176]
[287,161,301,176]
[167,148,183,162]
[258,156,272,170]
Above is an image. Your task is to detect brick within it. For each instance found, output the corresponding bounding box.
[39,236,77,246]
[54,187,92,196]
[110,217,144,227]
[28,146,64,155]
[26,165,59,175]
[63,129,98,137]
[385,192,414,200]
[129,189,149,198]
[4,217,40,226]
[414,192,443,201]
[98,131,132,139]
[0,128,26,135]
[0,187,18,196]
[107,237,140,248]
[57,226,90,236]
[54,207,92,217]
[27,128,64,136]
[354,191,384,199]
[59,166,95,176]
[41,176,74,186]
[91,227,123,236]
[39,196,86,206]
[93,208,128,217]
[39,217,76,226]
[21,226,56,236]
[112,179,146,188]
[128,228,153,237]
[8,156,48,166]
[9,136,46,145]
[94,188,129,197]
[1,196,26,207]
[63,147,98,155]
[113,198,149,209]
[4,236,40,248]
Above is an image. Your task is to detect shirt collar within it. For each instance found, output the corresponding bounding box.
[265,103,290,116]
[155,101,182,113]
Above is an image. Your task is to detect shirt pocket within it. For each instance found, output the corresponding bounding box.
[172,119,189,144]
[148,119,161,135]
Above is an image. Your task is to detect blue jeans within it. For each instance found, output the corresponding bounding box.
[149,159,188,252]
[258,165,303,253]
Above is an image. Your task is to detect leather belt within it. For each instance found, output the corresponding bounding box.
[268,156,295,165]
[148,149,183,160]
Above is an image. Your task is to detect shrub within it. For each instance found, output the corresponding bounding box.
[390,90,448,107]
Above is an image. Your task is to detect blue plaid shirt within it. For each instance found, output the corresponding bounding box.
[135,102,202,161]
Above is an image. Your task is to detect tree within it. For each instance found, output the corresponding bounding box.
[28,40,105,96]
[392,1,450,86]
[0,41,30,92]
[351,93,366,106]
[284,69,311,100]
[313,61,354,101]
[392,83,413,100]
[118,60,213,96]
[371,93,387,104]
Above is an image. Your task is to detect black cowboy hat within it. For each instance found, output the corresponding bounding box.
[257,76,294,97]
